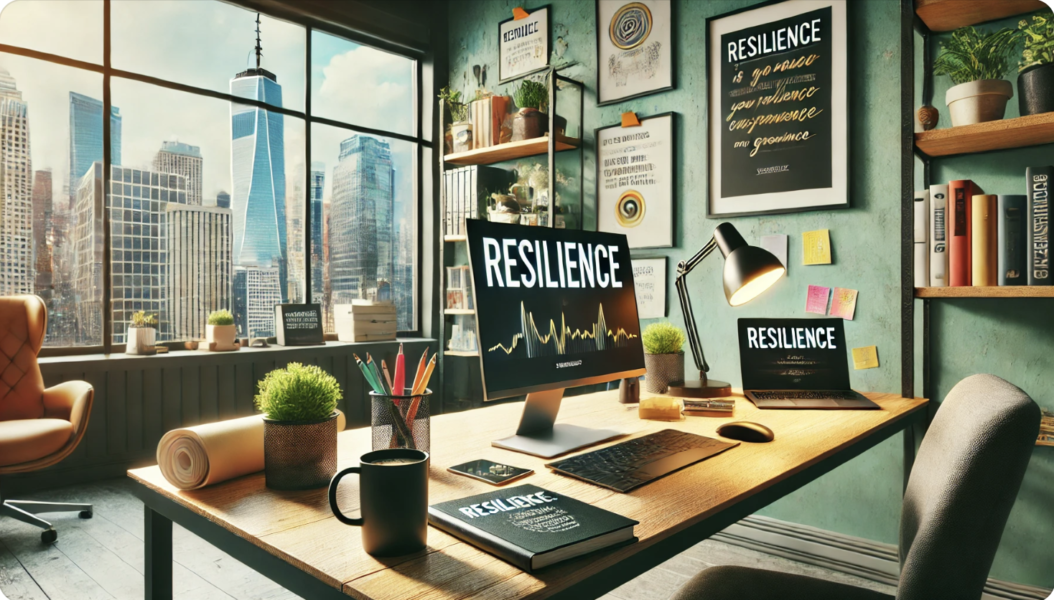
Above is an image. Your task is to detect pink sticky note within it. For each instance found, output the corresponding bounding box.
[830,287,859,320]
[805,285,831,315]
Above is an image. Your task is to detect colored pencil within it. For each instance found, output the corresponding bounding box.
[393,343,406,395]
[366,354,388,394]
[405,354,437,426]
[410,347,429,397]
[381,359,395,395]
[353,353,383,394]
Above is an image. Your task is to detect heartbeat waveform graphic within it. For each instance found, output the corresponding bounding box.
[487,302,638,357]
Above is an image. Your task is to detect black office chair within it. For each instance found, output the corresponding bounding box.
[671,374,1040,600]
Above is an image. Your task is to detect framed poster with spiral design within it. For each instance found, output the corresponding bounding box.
[596,0,674,105]
[596,112,674,249]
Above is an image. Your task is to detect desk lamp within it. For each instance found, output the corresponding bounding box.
[669,223,785,398]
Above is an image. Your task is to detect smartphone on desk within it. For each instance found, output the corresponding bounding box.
[448,459,533,486]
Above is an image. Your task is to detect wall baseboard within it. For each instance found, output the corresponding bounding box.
[713,516,1051,600]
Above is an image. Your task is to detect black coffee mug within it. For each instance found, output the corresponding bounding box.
[328,448,429,556]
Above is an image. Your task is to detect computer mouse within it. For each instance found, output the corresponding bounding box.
[717,421,774,443]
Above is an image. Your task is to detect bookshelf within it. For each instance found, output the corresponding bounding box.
[444,135,581,166]
[915,0,1045,32]
[915,287,1054,298]
[914,113,1054,158]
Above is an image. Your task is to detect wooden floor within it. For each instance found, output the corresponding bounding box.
[0,479,896,600]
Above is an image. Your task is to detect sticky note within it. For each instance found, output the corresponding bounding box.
[852,346,879,370]
[803,229,832,265]
[805,285,830,315]
[761,234,788,268]
[830,287,858,320]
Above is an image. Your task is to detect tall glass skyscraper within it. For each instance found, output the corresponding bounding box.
[68,92,121,208]
[0,68,33,296]
[310,161,324,303]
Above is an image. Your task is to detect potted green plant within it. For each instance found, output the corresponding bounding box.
[1018,12,1054,116]
[934,25,1021,126]
[511,79,567,141]
[255,363,342,490]
[438,86,471,153]
[126,311,157,355]
[206,309,238,351]
[642,322,686,394]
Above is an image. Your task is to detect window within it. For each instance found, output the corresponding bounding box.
[0,0,425,352]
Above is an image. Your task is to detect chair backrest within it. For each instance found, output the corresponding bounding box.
[0,295,47,422]
[898,374,1039,600]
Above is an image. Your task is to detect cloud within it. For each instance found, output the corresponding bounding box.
[314,46,413,136]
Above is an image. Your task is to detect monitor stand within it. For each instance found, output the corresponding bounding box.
[491,388,623,458]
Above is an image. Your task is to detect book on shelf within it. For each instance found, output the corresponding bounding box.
[971,195,997,286]
[1026,166,1052,285]
[997,195,1027,286]
[948,179,975,286]
[491,95,510,146]
[428,484,638,573]
[929,184,948,287]
[914,189,929,288]
[443,166,514,236]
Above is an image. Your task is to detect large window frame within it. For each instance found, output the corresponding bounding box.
[0,0,432,356]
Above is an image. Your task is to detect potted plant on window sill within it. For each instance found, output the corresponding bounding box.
[511,79,567,142]
[206,309,239,351]
[935,25,1021,126]
[1018,12,1054,117]
[126,311,157,355]
[642,322,686,394]
[256,363,342,490]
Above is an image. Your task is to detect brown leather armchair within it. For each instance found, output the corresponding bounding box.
[0,295,94,543]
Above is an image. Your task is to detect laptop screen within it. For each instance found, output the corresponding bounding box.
[737,318,852,391]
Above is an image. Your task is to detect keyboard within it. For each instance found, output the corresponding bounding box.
[546,429,738,493]
[750,390,863,401]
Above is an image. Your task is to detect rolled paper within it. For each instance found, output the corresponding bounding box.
[157,410,346,490]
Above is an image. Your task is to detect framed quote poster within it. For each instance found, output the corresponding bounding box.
[596,112,674,249]
[631,257,668,319]
[706,0,848,218]
[596,0,674,105]
[499,6,550,83]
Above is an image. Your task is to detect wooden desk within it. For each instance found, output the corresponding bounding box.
[128,390,927,600]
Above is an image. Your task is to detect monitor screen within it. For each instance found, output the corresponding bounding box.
[737,318,852,391]
[466,220,646,400]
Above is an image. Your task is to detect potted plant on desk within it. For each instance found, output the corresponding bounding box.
[206,309,239,351]
[126,311,157,355]
[935,25,1021,126]
[1018,12,1054,116]
[256,363,342,490]
[642,322,686,394]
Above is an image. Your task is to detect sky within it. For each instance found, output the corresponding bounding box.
[0,0,416,214]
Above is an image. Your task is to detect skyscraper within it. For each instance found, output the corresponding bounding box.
[310,161,325,304]
[166,204,233,340]
[32,169,53,301]
[153,140,203,206]
[233,265,281,338]
[285,162,304,302]
[0,68,33,296]
[68,92,121,207]
[330,135,394,304]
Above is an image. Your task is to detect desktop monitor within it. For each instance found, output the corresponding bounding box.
[466,219,646,457]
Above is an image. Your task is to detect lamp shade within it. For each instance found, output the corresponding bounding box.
[713,223,786,306]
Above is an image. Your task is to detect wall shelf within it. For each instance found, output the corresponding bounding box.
[444,350,479,357]
[443,134,580,166]
[915,286,1054,298]
[443,308,475,315]
[915,113,1054,158]
[915,0,1045,32]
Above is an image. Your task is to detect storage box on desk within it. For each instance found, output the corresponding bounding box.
[334,301,397,342]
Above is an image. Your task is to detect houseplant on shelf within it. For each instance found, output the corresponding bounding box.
[438,86,471,153]
[1018,12,1054,116]
[511,79,567,142]
[642,322,686,394]
[934,25,1021,126]
[126,311,157,355]
[255,363,342,490]
[206,309,238,351]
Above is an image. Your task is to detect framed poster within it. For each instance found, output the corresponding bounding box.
[596,0,674,105]
[596,112,674,249]
[631,257,667,319]
[499,6,550,83]
[706,0,848,218]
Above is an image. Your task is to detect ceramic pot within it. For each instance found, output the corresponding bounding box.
[206,324,238,350]
[263,412,338,490]
[126,327,155,355]
[511,109,569,142]
[1018,64,1054,116]
[451,121,472,153]
[945,79,1013,126]
[644,353,685,394]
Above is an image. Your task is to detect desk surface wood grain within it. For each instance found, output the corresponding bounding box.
[129,390,926,599]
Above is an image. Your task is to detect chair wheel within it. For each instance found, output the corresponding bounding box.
[79,510,93,519]
[41,529,57,543]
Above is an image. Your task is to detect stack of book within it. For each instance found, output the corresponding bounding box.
[470,95,510,150]
[445,266,473,310]
[334,301,397,343]
[443,165,513,236]
[915,165,1050,287]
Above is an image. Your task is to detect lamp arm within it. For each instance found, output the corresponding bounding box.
[675,236,717,375]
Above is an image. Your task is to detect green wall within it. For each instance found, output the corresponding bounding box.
[447,0,1051,588]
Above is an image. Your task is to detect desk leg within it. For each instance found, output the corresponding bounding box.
[145,504,173,600]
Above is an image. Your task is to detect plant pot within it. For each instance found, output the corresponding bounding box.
[511,109,569,142]
[945,79,1013,126]
[644,352,685,394]
[206,324,238,351]
[451,121,473,153]
[126,327,156,355]
[263,412,338,490]
[1018,63,1054,116]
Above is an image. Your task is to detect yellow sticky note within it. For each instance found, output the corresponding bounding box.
[803,229,832,265]
[852,346,879,370]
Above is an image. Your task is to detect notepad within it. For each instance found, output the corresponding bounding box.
[830,287,858,320]
[803,230,832,265]
[805,285,830,315]
[852,346,879,370]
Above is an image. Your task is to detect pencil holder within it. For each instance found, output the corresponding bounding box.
[370,390,431,453]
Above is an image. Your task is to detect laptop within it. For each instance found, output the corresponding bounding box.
[737,318,879,409]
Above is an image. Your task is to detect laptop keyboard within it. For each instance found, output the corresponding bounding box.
[751,390,862,401]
